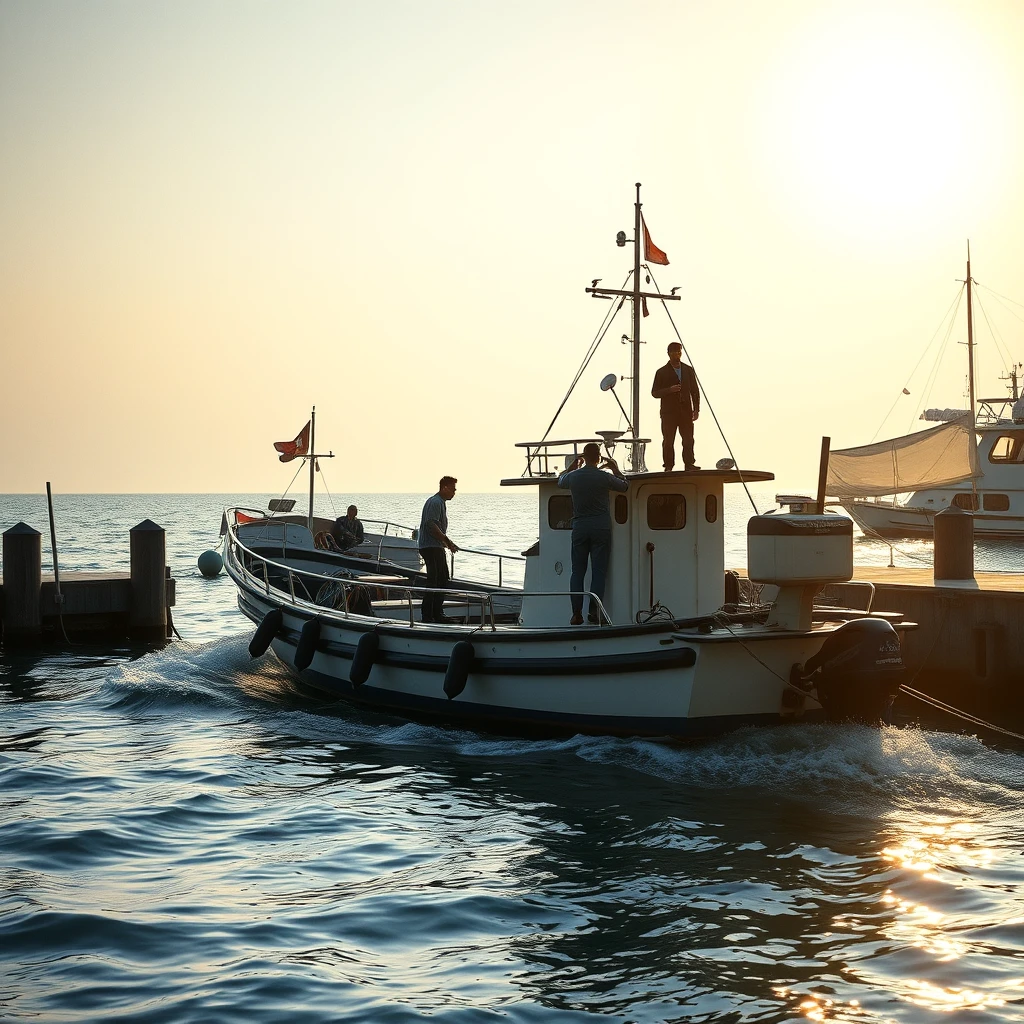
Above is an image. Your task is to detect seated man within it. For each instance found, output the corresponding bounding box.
[334,505,365,551]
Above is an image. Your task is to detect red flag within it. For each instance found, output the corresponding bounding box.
[642,217,669,266]
[274,420,310,463]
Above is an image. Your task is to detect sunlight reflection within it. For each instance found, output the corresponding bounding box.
[905,979,1005,1012]
[772,986,870,1022]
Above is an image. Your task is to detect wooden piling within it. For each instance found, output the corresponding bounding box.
[2,523,42,645]
[934,505,975,582]
[129,519,167,640]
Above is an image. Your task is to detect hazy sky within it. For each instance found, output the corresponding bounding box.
[3,0,1024,495]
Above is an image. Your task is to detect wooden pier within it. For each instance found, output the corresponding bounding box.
[1,520,175,646]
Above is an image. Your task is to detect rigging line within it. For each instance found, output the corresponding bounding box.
[871,387,916,444]
[317,461,339,518]
[975,282,1024,319]
[899,684,1024,742]
[914,295,964,434]
[972,291,1015,375]
[537,272,631,444]
[645,267,760,515]
[870,290,962,441]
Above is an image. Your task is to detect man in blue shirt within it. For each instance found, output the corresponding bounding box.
[418,476,459,623]
[557,443,628,625]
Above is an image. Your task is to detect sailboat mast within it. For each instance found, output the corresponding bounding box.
[631,183,642,454]
[966,245,976,422]
[308,406,316,532]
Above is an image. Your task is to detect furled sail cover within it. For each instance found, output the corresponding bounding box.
[827,414,979,498]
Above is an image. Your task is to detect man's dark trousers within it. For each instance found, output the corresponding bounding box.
[420,548,449,622]
[661,408,695,471]
[569,524,611,619]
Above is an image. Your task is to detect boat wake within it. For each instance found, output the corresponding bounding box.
[102,636,1024,817]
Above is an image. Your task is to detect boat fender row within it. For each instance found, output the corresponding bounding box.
[350,630,380,688]
[294,618,321,671]
[444,641,475,701]
[249,608,283,658]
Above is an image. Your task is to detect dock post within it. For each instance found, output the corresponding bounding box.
[130,520,167,640]
[2,523,43,645]
[933,505,974,583]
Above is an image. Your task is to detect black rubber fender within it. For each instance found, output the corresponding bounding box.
[349,630,379,687]
[443,641,475,700]
[294,617,321,671]
[249,608,283,658]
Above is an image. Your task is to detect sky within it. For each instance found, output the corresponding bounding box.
[3,0,1024,496]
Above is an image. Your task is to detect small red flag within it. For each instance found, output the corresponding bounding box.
[274,420,311,463]
[642,217,669,266]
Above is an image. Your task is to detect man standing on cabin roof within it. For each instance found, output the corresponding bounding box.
[557,443,628,626]
[418,476,459,624]
[651,341,700,472]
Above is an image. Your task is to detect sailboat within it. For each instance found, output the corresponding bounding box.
[828,251,1024,540]
[223,185,914,738]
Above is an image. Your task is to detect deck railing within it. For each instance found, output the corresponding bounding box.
[225,523,607,631]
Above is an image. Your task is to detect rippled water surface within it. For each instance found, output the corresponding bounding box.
[2,493,1024,1022]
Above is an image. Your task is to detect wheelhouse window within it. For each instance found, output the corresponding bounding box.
[989,434,1024,462]
[983,493,1010,511]
[705,494,718,523]
[614,494,628,524]
[548,495,574,530]
[952,493,979,511]
[647,493,686,530]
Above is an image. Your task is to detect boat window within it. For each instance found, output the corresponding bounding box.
[548,495,574,530]
[952,493,979,511]
[614,494,628,524]
[989,434,1024,462]
[705,494,718,523]
[647,493,686,530]
[983,493,1010,511]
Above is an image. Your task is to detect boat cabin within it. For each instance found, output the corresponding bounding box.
[502,439,773,627]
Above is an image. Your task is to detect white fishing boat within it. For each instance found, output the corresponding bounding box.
[828,252,1024,540]
[226,186,914,738]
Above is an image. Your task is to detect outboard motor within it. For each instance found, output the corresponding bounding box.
[797,618,904,724]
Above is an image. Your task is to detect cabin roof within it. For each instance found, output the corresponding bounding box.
[499,469,774,487]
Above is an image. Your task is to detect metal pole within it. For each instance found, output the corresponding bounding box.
[632,182,642,465]
[45,482,63,610]
[816,436,831,514]
[966,244,976,422]
[307,406,316,532]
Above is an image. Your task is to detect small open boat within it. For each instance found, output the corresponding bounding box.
[227,186,914,737]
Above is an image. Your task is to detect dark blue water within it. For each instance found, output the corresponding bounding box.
[2,493,1024,1022]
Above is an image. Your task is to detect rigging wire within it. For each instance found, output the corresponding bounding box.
[317,461,339,519]
[972,290,1016,380]
[645,266,760,515]
[913,291,964,434]
[537,273,631,446]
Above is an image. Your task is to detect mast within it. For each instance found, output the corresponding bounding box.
[631,182,642,455]
[308,405,316,532]
[585,183,680,472]
[966,243,976,423]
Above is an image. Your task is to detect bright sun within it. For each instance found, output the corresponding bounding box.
[757,4,1010,235]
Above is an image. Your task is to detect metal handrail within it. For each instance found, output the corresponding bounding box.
[225,528,502,630]
[449,545,526,588]
[225,523,608,630]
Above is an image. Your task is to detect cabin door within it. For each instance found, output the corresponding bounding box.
[635,483,699,620]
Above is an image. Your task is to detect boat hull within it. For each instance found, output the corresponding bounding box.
[237,587,836,739]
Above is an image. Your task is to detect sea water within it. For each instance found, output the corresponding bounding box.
[1,492,1023,1023]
